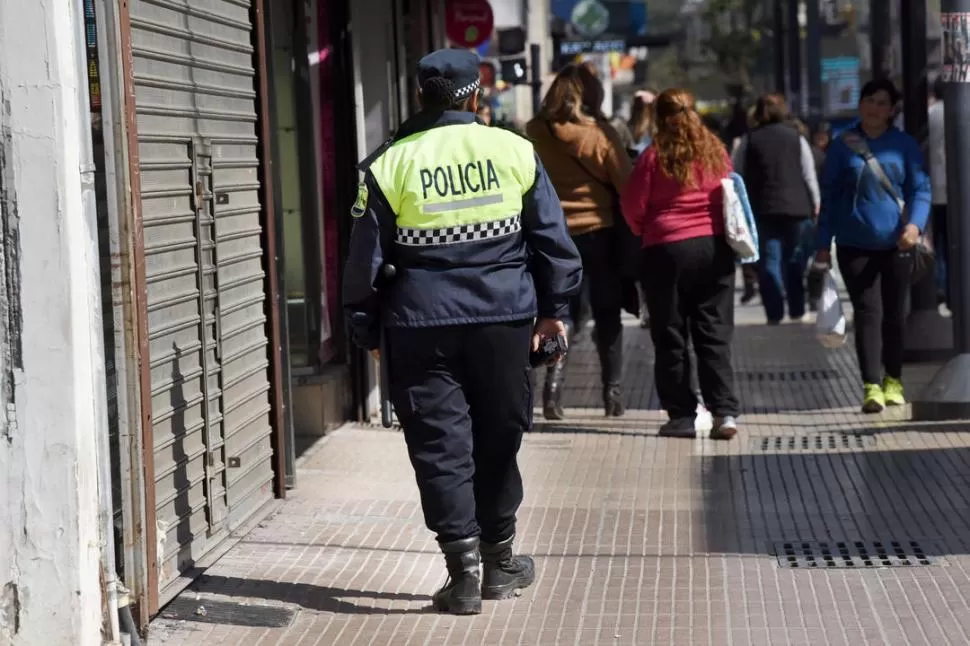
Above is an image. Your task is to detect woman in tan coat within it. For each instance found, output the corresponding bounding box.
[526,63,633,420]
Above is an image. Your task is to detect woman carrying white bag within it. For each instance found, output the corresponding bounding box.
[620,88,744,440]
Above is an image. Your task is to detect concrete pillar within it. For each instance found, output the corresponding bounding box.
[900,0,953,363]
[0,0,106,643]
[912,0,970,420]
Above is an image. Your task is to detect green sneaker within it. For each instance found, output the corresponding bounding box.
[862,383,885,413]
[883,377,905,406]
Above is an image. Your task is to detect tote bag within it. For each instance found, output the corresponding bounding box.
[721,172,760,263]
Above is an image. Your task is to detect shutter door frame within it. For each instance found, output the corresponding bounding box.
[116,0,285,617]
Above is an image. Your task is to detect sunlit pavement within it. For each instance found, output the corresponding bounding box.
[147,281,970,646]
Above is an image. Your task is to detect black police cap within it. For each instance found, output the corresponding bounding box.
[417,49,481,102]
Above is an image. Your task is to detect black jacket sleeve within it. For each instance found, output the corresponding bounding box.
[341,171,397,350]
[521,153,583,319]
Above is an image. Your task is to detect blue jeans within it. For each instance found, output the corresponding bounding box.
[757,215,813,322]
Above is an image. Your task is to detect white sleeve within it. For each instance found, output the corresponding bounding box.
[731,136,747,174]
[799,136,821,210]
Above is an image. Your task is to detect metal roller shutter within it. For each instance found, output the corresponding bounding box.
[128,0,274,602]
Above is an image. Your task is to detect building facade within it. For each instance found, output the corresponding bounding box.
[1,0,448,642]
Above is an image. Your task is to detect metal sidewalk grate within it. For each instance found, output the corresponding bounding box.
[159,597,297,628]
[774,540,938,569]
[752,433,876,452]
[736,369,840,382]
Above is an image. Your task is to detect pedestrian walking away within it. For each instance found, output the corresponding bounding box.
[620,88,742,441]
[733,93,820,325]
[814,78,932,413]
[342,49,582,615]
[526,63,636,420]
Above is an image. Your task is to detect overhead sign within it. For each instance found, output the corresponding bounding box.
[445,0,495,49]
[559,39,626,56]
[571,0,610,38]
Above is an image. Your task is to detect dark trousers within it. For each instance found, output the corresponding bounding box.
[757,214,813,322]
[837,245,913,384]
[388,320,533,544]
[933,204,949,304]
[641,235,740,419]
[571,230,623,388]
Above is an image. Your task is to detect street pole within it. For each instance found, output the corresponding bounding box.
[870,0,890,78]
[900,0,953,363]
[805,0,823,123]
[913,0,970,420]
[786,0,802,111]
[774,0,786,93]
[530,42,541,117]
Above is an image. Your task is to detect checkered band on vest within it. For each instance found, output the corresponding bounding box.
[396,214,521,246]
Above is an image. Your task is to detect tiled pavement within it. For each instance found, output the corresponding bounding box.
[146,286,970,646]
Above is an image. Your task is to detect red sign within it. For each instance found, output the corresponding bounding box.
[445,0,494,49]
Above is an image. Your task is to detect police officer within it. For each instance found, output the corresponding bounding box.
[343,49,582,615]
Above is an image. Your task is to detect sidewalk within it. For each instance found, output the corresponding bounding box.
[146,291,970,646]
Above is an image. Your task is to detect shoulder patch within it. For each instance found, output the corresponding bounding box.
[351,181,369,218]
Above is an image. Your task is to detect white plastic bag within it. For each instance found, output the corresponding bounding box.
[815,271,847,348]
[721,175,758,260]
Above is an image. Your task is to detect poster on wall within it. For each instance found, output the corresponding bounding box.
[821,56,860,115]
[942,12,970,82]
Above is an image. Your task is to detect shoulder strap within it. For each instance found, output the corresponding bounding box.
[840,131,907,220]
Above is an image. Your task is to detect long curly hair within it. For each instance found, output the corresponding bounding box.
[652,88,729,188]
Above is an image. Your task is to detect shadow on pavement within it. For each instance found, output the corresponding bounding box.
[184,573,434,616]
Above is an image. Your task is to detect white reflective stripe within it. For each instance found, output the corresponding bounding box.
[396,214,522,246]
[422,194,505,213]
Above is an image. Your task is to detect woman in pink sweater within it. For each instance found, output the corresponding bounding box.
[620,88,741,440]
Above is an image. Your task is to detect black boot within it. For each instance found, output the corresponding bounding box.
[543,356,567,420]
[480,536,535,600]
[598,327,625,417]
[432,537,482,615]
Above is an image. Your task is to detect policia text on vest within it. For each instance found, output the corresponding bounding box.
[419,159,501,201]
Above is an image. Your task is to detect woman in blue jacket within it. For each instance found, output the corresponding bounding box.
[814,79,932,413]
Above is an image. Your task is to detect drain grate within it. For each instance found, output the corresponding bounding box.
[774,540,938,569]
[752,433,875,452]
[736,369,840,382]
[159,597,297,628]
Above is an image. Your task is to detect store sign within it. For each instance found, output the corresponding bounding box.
[570,0,610,38]
[559,39,626,56]
[445,0,494,49]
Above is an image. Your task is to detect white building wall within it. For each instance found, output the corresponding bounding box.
[0,0,106,644]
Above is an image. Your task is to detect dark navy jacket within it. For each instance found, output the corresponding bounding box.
[342,111,583,350]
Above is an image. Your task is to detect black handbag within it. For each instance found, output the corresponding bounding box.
[841,131,934,284]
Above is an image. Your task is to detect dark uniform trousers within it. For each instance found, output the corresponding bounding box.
[388,319,534,544]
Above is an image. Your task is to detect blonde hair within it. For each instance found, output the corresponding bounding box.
[653,88,729,188]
